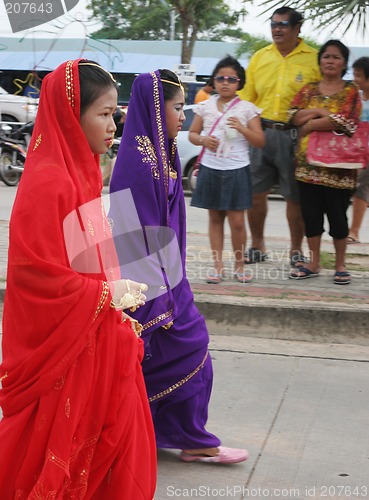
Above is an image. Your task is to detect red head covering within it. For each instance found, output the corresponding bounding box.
[0,60,156,497]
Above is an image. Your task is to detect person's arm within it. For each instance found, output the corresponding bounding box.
[189,113,219,153]
[226,114,265,148]
[291,108,330,127]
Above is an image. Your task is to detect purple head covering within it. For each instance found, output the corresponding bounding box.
[110,73,220,453]
[110,71,187,338]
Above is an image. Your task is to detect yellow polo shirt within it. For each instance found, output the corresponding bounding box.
[238,39,320,123]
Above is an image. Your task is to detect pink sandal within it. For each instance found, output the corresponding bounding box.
[233,271,252,284]
[180,446,249,464]
[206,273,224,284]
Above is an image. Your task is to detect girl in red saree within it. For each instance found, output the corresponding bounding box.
[0,60,156,499]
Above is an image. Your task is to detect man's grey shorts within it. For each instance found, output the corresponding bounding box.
[249,127,299,202]
[355,166,369,204]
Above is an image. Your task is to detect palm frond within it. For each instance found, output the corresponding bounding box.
[260,0,369,37]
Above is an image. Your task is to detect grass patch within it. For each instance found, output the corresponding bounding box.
[320,251,369,271]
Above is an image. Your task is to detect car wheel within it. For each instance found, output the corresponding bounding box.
[184,159,198,193]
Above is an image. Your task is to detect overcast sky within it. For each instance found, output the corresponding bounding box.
[0,0,368,47]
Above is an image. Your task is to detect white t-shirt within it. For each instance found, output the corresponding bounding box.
[195,95,261,170]
[361,94,369,123]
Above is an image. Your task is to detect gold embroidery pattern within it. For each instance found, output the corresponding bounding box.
[92,281,110,322]
[136,135,160,179]
[149,351,209,402]
[151,72,169,196]
[87,218,94,236]
[65,60,75,108]
[37,413,47,432]
[0,371,8,383]
[53,375,65,390]
[142,309,173,331]
[169,139,178,179]
[47,449,69,471]
[16,483,57,499]
[65,398,71,418]
[33,134,42,151]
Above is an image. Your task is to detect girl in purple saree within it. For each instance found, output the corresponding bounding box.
[110,69,248,464]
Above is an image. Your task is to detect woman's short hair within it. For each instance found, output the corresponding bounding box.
[318,40,350,77]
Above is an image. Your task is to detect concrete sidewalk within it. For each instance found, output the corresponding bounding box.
[155,334,369,500]
[1,189,369,343]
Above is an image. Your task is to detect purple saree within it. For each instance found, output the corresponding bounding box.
[110,71,220,450]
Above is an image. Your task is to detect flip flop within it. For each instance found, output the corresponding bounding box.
[289,266,320,280]
[234,271,252,283]
[244,247,267,264]
[180,446,249,464]
[290,251,309,267]
[206,273,224,284]
[333,271,351,285]
[347,236,360,244]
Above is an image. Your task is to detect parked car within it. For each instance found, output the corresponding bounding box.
[0,86,38,129]
[177,104,201,191]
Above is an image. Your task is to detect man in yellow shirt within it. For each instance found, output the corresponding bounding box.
[239,6,320,266]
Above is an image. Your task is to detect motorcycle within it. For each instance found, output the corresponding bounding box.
[101,137,121,187]
[0,121,33,186]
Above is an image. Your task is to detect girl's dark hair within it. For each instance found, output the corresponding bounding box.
[353,57,369,79]
[272,6,304,26]
[159,69,183,101]
[210,55,245,90]
[78,60,118,115]
[318,40,350,77]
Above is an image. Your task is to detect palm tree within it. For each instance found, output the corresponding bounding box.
[259,0,368,37]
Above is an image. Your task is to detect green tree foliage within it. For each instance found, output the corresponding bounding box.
[259,0,368,37]
[236,31,320,58]
[236,33,271,58]
[88,0,249,63]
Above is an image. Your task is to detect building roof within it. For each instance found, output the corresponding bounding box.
[0,36,366,78]
[0,37,248,76]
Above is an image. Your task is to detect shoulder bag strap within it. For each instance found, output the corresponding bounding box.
[194,97,241,168]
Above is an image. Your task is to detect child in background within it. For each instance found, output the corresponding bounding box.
[347,56,369,244]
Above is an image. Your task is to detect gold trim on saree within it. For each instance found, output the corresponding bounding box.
[142,309,173,331]
[149,351,209,402]
[92,281,110,322]
[169,139,178,179]
[151,72,169,200]
[65,60,75,108]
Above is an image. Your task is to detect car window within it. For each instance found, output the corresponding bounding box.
[181,108,195,132]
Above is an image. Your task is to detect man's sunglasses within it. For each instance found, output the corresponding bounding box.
[271,20,290,29]
[214,76,240,84]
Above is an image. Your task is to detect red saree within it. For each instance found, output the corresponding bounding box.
[0,60,156,499]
